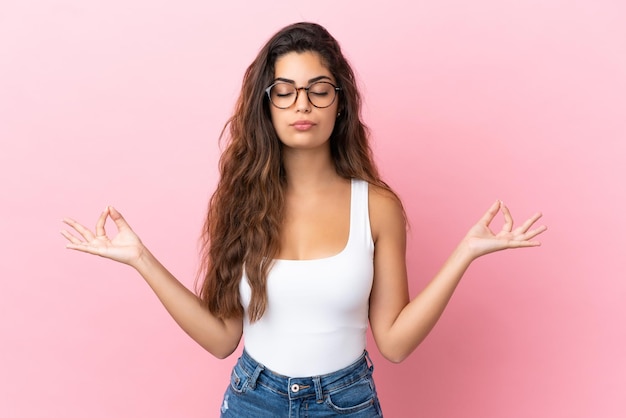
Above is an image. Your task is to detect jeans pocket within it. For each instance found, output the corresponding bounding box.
[325,376,379,414]
[229,363,250,394]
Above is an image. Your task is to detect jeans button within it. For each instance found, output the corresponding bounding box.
[290,384,300,393]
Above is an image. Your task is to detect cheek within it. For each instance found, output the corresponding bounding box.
[322,109,338,131]
[269,109,288,141]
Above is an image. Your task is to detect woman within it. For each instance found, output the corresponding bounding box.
[61,22,546,417]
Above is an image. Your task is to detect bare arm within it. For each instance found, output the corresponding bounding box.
[368,194,547,363]
[61,206,242,359]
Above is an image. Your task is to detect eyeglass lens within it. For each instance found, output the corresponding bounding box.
[268,82,337,109]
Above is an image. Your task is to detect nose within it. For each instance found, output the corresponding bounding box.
[294,87,311,112]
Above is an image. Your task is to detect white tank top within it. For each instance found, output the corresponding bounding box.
[239,179,375,377]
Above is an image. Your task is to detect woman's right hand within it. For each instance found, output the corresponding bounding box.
[61,206,145,267]
[62,206,244,357]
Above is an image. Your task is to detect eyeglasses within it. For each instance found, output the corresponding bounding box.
[265,81,341,109]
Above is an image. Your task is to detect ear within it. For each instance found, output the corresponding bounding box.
[337,101,345,117]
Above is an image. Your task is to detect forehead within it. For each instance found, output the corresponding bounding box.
[273,51,334,83]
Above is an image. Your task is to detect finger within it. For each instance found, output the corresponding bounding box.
[513,212,543,235]
[508,240,542,248]
[64,241,106,256]
[108,206,132,231]
[60,229,83,245]
[506,223,547,248]
[61,230,105,254]
[501,203,514,232]
[478,200,501,227]
[62,217,95,241]
[95,207,109,237]
[520,224,548,241]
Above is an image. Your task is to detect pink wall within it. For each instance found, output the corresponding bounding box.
[1,1,624,417]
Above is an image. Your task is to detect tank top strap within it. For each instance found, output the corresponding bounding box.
[349,178,374,251]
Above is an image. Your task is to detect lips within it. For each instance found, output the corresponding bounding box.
[291,120,316,131]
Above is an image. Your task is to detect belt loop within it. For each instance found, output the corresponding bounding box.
[364,350,374,372]
[248,363,265,390]
[313,376,323,402]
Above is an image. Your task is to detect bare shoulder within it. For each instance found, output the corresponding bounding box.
[368,183,406,243]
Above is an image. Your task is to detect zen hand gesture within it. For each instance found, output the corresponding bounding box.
[463,200,547,259]
[61,206,145,267]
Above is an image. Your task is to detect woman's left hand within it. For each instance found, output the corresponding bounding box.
[463,200,547,259]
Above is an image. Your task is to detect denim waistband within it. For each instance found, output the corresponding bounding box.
[237,349,374,401]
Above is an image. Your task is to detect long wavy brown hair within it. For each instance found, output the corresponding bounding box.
[197,22,401,322]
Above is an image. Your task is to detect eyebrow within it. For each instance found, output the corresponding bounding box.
[272,75,333,84]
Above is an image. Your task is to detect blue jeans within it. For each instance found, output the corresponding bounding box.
[219,349,383,417]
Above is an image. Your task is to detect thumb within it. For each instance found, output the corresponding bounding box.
[108,206,133,231]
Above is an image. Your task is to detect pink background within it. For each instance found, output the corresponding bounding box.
[1,1,625,417]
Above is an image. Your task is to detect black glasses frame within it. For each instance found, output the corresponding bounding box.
[265,81,342,109]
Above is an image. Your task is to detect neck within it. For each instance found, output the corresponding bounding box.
[282,146,340,193]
